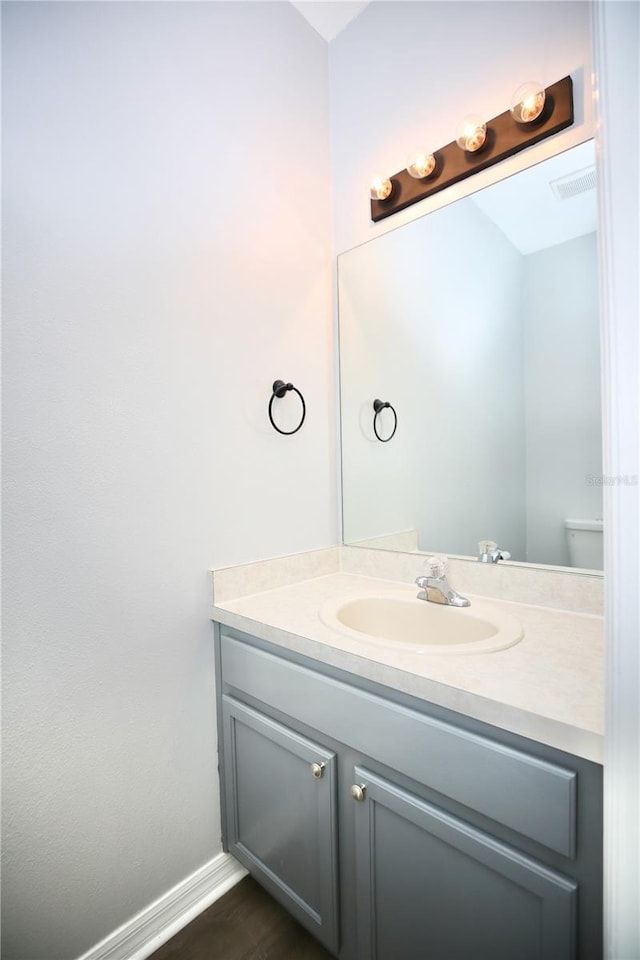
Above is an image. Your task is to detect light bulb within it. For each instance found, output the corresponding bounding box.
[406,151,436,180]
[510,81,546,123]
[369,174,393,201]
[455,115,487,153]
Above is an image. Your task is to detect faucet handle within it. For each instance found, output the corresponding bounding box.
[478,540,497,556]
[425,555,447,578]
[478,540,511,563]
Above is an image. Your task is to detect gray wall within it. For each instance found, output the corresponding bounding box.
[523,232,602,565]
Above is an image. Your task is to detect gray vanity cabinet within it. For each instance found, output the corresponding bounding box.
[352,766,576,960]
[221,696,340,954]
[215,625,602,960]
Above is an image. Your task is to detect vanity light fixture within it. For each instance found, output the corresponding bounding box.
[370,74,573,223]
[406,150,436,179]
[455,115,487,153]
[510,80,546,124]
[369,173,393,201]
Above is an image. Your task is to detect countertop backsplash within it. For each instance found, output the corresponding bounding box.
[212,544,604,616]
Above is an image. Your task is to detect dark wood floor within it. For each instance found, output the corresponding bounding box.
[148,876,335,960]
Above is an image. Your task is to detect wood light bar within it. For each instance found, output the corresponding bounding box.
[370,75,574,222]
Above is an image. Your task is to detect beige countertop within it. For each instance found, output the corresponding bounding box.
[210,571,604,764]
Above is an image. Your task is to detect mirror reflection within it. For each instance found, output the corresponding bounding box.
[339,141,603,571]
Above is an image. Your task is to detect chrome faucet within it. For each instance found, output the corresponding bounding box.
[477,540,511,564]
[415,556,470,607]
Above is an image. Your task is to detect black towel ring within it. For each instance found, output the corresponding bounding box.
[373,399,397,442]
[269,380,306,435]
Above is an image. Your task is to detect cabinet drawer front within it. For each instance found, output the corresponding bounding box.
[221,632,576,857]
[222,696,339,953]
[352,766,577,960]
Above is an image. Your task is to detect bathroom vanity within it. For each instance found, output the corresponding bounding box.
[211,558,604,960]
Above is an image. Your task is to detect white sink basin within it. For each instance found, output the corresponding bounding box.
[319,590,523,655]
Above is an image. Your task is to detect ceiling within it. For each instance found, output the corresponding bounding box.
[290,1,370,41]
[471,140,597,255]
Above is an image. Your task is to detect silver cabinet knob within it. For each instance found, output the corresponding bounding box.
[350,784,366,802]
[310,762,325,779]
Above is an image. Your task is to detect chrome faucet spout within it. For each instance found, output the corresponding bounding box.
[415,574,470,608]
[477,540,511,564]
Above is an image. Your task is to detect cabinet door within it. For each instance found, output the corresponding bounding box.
[352,767,577,960]
[222,696,339,954]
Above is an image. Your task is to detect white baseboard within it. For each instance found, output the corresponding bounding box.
[76,852,248,960]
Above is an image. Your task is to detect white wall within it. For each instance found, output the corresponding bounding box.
[6,1,634,958]
[330,0,594,255]
[523,232,602,566]
[1,3,334,959]
[592,2,640,956]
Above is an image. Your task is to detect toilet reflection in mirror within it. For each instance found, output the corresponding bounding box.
[565,518,604,570]
[338,140,603,571]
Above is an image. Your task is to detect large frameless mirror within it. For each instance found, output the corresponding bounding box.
[338,140,603,571]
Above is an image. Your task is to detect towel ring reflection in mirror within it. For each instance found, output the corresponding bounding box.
[269,380,306,435]
[373,399,397,442]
